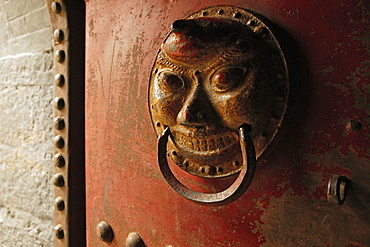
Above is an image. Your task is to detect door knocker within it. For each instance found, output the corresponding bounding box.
[149,6,289,205]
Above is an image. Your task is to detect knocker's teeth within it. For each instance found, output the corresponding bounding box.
[174,132,237,154]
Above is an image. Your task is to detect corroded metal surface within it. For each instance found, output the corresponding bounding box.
[86,0,370,246]
[149,6,289,178]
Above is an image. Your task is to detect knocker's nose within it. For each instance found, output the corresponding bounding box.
[177,102,207,126]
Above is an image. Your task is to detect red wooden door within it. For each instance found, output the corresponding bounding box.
[85,0,370,246]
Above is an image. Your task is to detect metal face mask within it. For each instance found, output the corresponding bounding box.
[149,6,289,178]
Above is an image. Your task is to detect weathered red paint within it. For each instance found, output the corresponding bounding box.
[86,0,369,246]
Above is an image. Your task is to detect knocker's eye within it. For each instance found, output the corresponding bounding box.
[156,70,184,93]
[211,66,247,92]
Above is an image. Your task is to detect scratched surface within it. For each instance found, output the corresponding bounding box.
[85,0,370,246]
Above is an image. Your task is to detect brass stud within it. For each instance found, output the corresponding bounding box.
[55,50,65,63]
[233,12,241,18]
[51,2,62,14]
[52,173,65,187]
[54,74,65,87]
[54,97,65,110]
[54,224,64,239]
[232,160,240,167]
[253,26,266,36]
[126,232,145,247]
[247,19,257,26]
[53,29,64,43]
[55,197,65,211]
[54,153,65,168]
[96,221,114,243]
[54,117,65,130]
[54,135,65,149]
[182,160,189,168]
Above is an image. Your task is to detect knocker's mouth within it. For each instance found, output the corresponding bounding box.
[171,130,239,157]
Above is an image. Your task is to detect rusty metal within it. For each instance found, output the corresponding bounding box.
[96,221,114,243]
[126,232,145,247]
[158,124,256,205]
[47,0,86,246]
[327,175,348,205]
[149,6,289,178]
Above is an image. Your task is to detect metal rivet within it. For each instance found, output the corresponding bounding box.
[96,221,114,243]
[126,232,145,247]
[254,26,266,36]
[327,175,348,205]
[54,135,65,149]
[54,224,64,239]
[55,196,65,211]
[54,74,65,87]
[233,160,240,167]
[53,173,65,187]
[346,120,362,132]
[55,50,65,63]
[54,97,65,110]
[54,117,65,130]
[233,12,241,18]
[247,20,257,26]
[182,160,189,167]
[51,2,62,14]
[53,29,64,43]
[54,153,65,168]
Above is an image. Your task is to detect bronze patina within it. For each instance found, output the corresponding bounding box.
[149,6,289,178]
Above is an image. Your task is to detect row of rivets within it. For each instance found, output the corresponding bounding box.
[96,221,145,246]
[51,1,67,243]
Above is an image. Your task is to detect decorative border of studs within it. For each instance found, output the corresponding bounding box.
[47,0,69,245]
[158,124,256,206]
[327,175,348,205]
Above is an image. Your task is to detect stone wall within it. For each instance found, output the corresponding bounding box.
[0,0,54,246]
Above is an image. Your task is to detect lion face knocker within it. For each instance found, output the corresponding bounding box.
[149,6,289,180]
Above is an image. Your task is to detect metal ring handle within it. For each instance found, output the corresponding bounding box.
[158,124,256,206]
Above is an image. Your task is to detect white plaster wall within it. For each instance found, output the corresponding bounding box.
[0,0,54,246]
